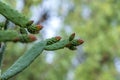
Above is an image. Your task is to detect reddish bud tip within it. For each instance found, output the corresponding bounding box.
[71,33,75,37]
[36,25,43,31]
[55,36,61,41]
[13,38,20,42]
[77,39,84,45]
[69,33,75,41]
[28,34,37,41]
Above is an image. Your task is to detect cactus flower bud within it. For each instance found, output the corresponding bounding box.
[28,34,37,42]
[36,25,43,31]
[69,33,75,41]
[77,39,84,45]
[46,36,62,45]
[55,36,61,41]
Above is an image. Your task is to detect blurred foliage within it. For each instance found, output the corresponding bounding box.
[22,0,42,15]
[64,0,120,80]
[1,0,120,80]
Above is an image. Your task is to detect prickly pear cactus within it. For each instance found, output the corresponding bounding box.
[0,1,84,80]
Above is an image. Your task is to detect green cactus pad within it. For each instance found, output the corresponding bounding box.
[0,30,36,42]
[0,1,42,34]
[0,1,29,27]
[1,41,47,80]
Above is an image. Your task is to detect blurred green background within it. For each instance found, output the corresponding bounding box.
[1,0,120,80]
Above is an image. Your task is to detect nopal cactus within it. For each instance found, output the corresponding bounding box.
[0,1,84,80]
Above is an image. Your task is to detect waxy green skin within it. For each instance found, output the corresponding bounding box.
[0,30,61,43]
[0,1,84,79]
[0,30,35,43]
[1,41,47,80]
[0,2,28,27]
[0,1,40,34]
[0,30,82,50]
[0,30,19,42]
[45,40,69,50]
[20,28,28,34]
[45,39,82,51]
[46,37,61,45]
[1,39,72,80]
[0,34,83,80]
[1,39,79,80]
